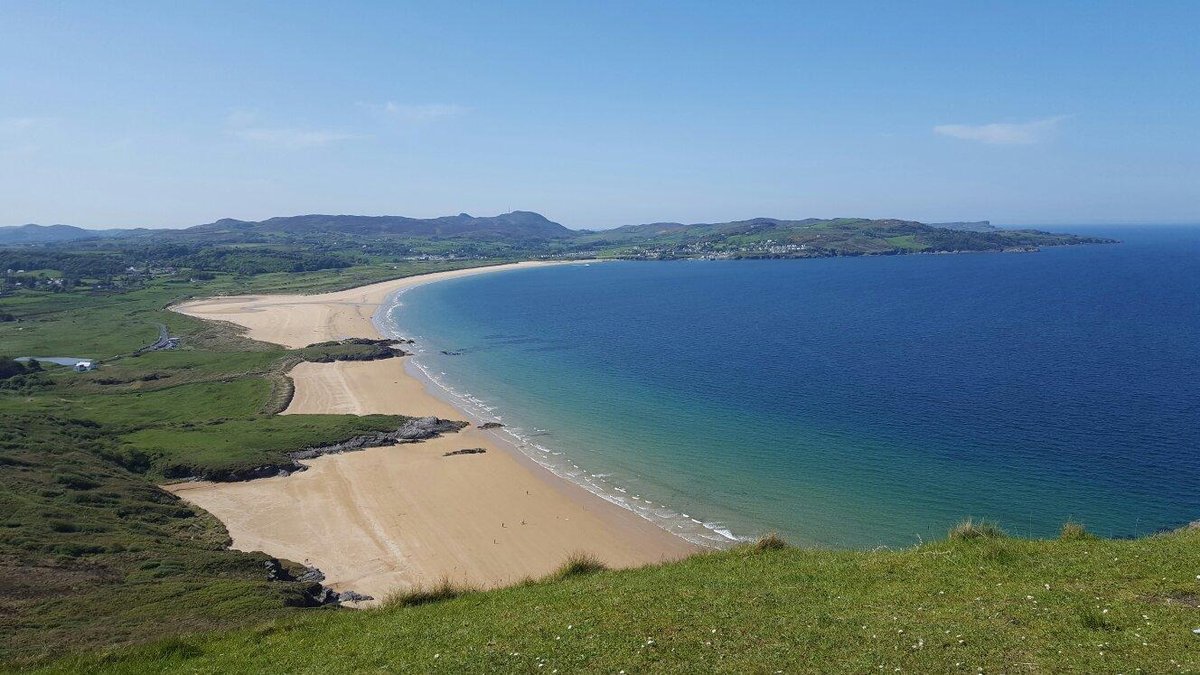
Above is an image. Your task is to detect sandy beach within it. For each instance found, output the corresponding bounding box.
[168,262,698,600]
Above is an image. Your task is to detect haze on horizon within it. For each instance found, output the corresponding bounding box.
[1,2,1197,230]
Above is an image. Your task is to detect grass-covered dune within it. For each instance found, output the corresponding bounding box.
[55,525,1200,673]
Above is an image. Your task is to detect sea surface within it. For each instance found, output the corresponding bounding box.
[381,227,1200,548]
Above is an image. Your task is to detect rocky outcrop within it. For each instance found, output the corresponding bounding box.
[289,417,467,461]
[478,422,505,429]
[443,447,487,457]
[174,417,469,483]
[265,559,374,606]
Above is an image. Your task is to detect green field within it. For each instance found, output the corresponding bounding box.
[2,262,1196,673]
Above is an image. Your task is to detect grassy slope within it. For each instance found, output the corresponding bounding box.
[0,261,500,667]
[58,529,1200,673]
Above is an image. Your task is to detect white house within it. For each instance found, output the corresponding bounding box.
[73,361,95,372]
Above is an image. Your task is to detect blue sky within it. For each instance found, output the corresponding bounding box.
[1,1,1196,229]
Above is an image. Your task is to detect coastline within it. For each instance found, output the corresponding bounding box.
[167,261,700,601]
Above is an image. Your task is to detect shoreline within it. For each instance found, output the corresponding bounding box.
[395,338,742,548]
[167,261,701,600]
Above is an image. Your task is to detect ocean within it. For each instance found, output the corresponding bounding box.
[381,226,1200,548]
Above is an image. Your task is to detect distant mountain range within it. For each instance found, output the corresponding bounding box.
[0,223,151,244]
[189,211,572,239]
[0,212,572,244]
[0,212,1114,259]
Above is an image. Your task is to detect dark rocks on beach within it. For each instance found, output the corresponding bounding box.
[266,559,373,606]
[177,417,468,483]
[394,416,466,441]
[264,559,325,584]
[288,416,468,461]
[335,590,374,603]
[478,422,504,429]
[443,447,487,457]
[173,461,308,483]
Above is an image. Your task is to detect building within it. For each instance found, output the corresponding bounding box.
[73,361,95,372]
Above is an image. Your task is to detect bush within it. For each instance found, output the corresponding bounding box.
[1060,521,1097,541]
[948,517,1005,541]
[753,533,789,552]
[551,551,609,580]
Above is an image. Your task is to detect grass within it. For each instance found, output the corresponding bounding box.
[52,526,1200,673]
[125,414,411,479]
[947,517,1006,541]
[551,551,608,580]
[1061,521,1098,541]
[381,577,477,609]
[753,532,789,552]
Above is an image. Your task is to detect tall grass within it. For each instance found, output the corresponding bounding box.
[551,551,608,580]
[753,533,789,552]
[1060,521,1097,541]
[948,517,1005,541]
[381,577,475,609]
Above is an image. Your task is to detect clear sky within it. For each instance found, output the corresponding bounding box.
[1,1,1197,229]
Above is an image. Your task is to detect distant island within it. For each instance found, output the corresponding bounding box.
[0,214,1116,287]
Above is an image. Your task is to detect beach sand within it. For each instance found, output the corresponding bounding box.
[167,263,698,600]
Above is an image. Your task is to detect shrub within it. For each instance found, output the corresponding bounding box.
[1060,521,1097,541]
[552,551,608,580]
[948,517,1005,541]
[753,533,789,552]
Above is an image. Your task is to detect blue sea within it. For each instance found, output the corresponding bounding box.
[381,227,1200,548]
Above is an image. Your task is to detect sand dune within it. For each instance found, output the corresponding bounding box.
[166,263,697,601]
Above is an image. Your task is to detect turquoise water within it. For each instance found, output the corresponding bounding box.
[381,227,1200,548]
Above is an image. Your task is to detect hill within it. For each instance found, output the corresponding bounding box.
[928,220,997,232]
[188,211,574,240]
[0,224,153,244]
[0,215,1115,286]
[578,217,1113,259]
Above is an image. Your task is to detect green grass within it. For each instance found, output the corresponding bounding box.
[124,414,410,478]
[947,517,1006,541]
[53,527,1200,673]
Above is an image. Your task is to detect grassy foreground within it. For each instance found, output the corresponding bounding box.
[54,527,1200,673]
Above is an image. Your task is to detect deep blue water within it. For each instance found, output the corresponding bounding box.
[384,227,1200,548]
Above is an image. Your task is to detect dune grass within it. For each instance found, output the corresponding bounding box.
[753,532,789,552]
[381,577,477,609]
[1060,521,1099,541]
[550,551,609,581]
[947,517,1006,541]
